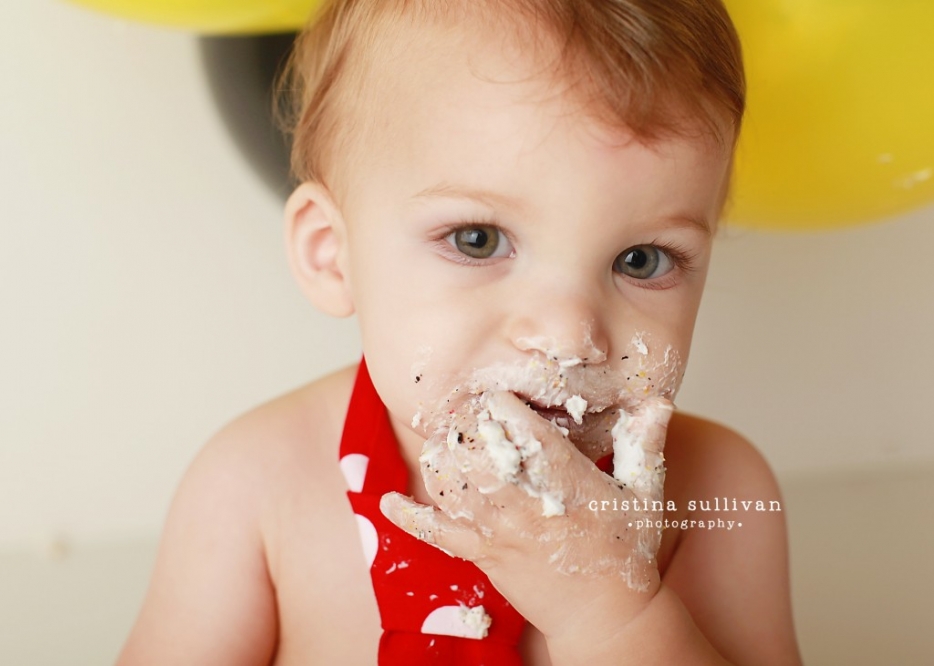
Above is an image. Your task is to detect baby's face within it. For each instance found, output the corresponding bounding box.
[333,21,731,452]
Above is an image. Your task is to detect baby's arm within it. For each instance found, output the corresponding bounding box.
[660,416,802,665]
[117,426,278,666]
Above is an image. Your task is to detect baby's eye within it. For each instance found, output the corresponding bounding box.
[446,225,513,259]
[612,245,675,280]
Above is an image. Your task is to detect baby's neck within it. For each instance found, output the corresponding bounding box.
[387,415,435,506]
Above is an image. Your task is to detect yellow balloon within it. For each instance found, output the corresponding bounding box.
[725,0,934,230]
[69,0,934,228]
[66,0,319,34]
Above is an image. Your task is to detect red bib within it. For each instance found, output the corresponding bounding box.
[338,359,527,665]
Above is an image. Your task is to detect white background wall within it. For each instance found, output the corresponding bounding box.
[2,0,932,552]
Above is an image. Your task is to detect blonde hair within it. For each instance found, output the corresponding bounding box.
[276,0,745,189]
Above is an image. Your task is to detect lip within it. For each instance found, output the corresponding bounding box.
[522,394,602,430]
[521,393,598,415]
[519,393,620,461]
[528,403,572,428]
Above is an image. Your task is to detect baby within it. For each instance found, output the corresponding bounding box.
[118,0,802,664]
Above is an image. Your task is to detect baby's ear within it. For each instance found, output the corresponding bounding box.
[285,182,354,317]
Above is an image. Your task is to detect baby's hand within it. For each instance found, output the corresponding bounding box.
[380,390,674,641]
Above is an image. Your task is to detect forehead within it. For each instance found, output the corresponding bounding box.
[355,15,612,151]
[339,16,730,222]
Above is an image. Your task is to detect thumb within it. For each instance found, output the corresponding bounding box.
[380,492,487,562]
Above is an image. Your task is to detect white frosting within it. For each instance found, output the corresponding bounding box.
[611,411,645,489]
[445,426,461,451]
[514,332,606,366]
[468,361,576,410]
[610,400,671,495]
[631,333,649,355]
[523,452,566,517]
[564,394,587,425]
[476,413,521,481]
[420,604,491,639]
[461,605,493,638]
[552,422,570,437]
[457,397,566,517]
[539,492,566,517]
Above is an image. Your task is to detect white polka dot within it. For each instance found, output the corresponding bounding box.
[420,605,491,639]
[340,454,369,492]
[355,514,378,568]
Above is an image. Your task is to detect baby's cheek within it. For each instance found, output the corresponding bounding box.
[404,350,487,437]
[620,333,685,401]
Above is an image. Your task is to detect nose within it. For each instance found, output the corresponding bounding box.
[506,290,609,366]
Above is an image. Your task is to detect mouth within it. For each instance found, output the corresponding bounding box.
[528,403,573,429]
[520,393,620,462]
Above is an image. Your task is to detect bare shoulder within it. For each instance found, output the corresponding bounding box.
[664,411,783,502]
[117,364,360,666]
[204,363,361,567]
[208,362,358,465]
[660,411,803,666]
[180,363,359,537]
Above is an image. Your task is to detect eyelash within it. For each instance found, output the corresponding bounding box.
[432,219,512,266]
[628,239,699,290]
[432,222,698,287]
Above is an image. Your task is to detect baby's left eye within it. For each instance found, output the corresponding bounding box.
[612,245,675,280]
[445,225,513,260]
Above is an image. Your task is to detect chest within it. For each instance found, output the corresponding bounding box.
[267,462,554,665]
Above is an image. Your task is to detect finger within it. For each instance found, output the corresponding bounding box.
[626,396,674,455]
[481,390,586,474]
[433,409,535,524]
[379,491,488,562]
[611,397,673,498]
[419,429,498,525]
[459,391,591,516]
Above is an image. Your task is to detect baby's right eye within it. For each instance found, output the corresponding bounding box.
[445,225,514,260]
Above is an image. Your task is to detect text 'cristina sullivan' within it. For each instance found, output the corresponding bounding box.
[588,497,783,531]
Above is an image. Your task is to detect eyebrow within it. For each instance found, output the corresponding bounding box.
[411,182,712,236]
[409,183,528,213]
[662,214,713,237]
